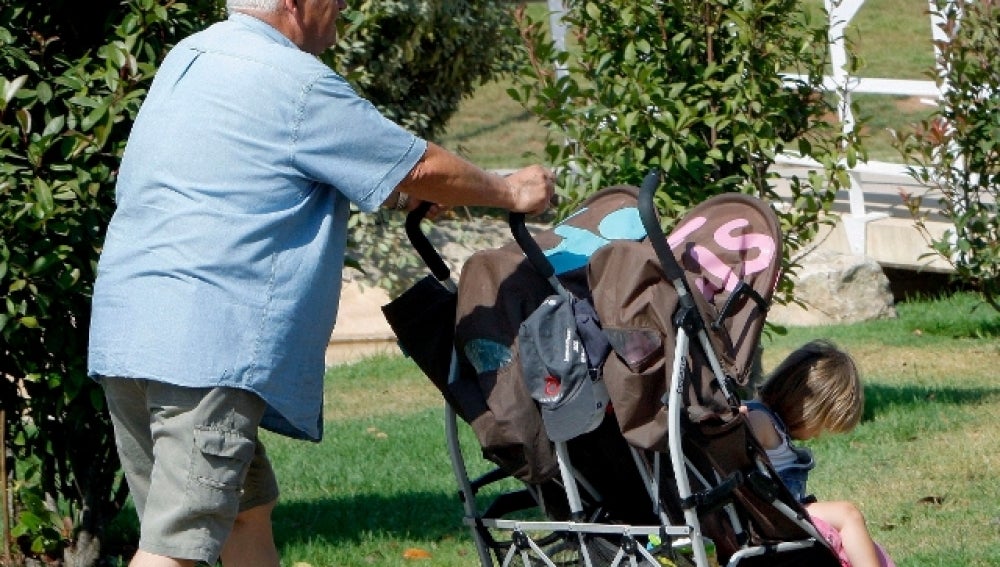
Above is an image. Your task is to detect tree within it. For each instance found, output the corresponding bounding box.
[509,0,865,304]
[0,0,517,563]
[333,0,519,294]
[894,0,999,312]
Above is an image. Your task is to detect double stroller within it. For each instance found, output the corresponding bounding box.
[382,172,842,566]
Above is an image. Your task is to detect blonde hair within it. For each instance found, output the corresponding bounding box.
[758,340,863,438]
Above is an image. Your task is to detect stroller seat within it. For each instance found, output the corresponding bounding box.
[383,174,841,566]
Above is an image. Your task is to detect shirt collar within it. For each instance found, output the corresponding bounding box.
[228,11,300,51]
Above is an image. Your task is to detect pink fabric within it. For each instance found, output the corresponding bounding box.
[875,544,895,567]
[810,514,896,567]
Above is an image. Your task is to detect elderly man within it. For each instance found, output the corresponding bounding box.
[88,0,554,565]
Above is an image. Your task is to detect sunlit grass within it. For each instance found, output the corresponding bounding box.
[759,292,1000,565]
[248,293,1000,566]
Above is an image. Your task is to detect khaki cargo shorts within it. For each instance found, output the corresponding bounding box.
[102,378,279,564]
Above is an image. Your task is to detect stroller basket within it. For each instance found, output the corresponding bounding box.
[383,175,841,567]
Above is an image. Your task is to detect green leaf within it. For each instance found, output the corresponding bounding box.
[29,253,59,275]
[2,74,27,104]
[624,42,636,64]
[16,107,32,134]
[36,81,53,104]
[33,177,55,217]
[80,98,112,132]
[42,115,66,137]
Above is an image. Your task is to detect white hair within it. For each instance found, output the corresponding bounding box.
[226,0,282,13]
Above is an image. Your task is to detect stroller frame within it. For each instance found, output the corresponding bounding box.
[396,172,833,567]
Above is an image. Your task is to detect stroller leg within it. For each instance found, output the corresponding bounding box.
[445,402,495,566]
[669,329,712,567]
[501,533,559,567]
[608,537,664,567]
[554,441,600,567]
[555,441,586,520]
[628,448,677,527]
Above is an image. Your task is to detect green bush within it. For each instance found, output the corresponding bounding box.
[333,0,519,294]
[509,0,865,303]
[1,1,221,562]
[894,0,1000,312]
[332,0,517,141]
[0,0,517,563]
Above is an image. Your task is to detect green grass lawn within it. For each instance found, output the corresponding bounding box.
[259,292,999,567]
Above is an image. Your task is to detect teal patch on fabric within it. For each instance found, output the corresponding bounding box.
[598,208,645,240]
[464,339,512,375]
[546,225,609,274]
[543,207,645,274]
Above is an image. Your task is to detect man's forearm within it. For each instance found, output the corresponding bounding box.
[395,142,516,209]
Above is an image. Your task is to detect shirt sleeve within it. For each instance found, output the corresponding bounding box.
[291,71,427,212]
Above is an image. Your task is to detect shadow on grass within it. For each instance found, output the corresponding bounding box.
[863,382,1000,421]
[273,490,473,546]
[101,491,475,562]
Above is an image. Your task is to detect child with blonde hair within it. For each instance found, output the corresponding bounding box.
[744,340,894,567]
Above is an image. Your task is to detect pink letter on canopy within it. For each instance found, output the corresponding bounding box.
[672,217,777,301]
[688,245,739,297]
[714,219,776,276]
[667,216,707,249]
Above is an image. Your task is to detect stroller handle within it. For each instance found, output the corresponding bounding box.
[509,212,567,297]
[406,201,451,282]
[638,169,688,287]
[509,212,554,279]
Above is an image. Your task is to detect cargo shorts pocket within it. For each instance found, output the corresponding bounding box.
[187,426,256,511]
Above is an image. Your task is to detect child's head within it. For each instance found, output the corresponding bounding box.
[757,340,863,440]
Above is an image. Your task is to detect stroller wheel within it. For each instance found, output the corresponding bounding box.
[583,535,626,566]
[537,533,644,567]
[538,533,619,566]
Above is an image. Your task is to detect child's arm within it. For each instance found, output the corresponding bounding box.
[745,407,782,451]
[805,501,883,567]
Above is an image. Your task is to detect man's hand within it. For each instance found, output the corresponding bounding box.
[503,165,556,216]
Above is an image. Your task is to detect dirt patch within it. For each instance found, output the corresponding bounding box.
[894,95,936,114]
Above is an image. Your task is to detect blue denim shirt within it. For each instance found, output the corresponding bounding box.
[88,13,426,441]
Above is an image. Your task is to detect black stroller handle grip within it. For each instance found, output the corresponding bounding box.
[638,169,688,285]
[509,212,567,296]
[509,212,553,279]
[406,201,451,282]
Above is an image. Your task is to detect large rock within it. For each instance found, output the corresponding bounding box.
[769,250,896,326]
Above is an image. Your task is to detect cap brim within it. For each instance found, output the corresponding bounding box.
[540,375,610,442]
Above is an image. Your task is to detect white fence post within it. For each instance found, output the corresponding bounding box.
[826,0,887,255]
[547,0,569,80]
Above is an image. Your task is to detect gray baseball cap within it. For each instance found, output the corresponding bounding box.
[519,294,610,442]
